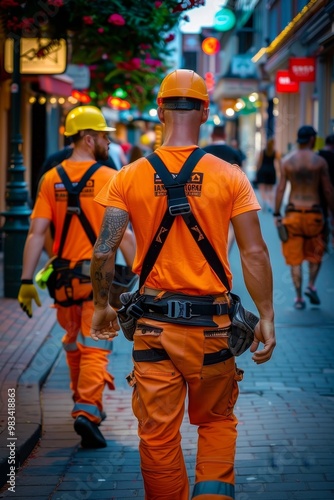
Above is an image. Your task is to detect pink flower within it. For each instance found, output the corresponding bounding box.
[144,58,162,68]
[47,0,63,6]
[154,1,162,7]
[165,33,175,43]
[97,27,104,33]
[0,0,20,7]
[116,58,141,71]
[83,16,94,25]
[139,43,151,50]
[131,58,141,68]
[108,14,126,26]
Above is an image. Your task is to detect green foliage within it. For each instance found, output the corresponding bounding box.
[0,0,205,110]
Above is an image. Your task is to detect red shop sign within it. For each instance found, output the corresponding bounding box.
[276,70,299,93]
[289,57,316,82]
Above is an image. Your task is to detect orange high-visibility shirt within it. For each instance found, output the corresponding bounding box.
[95,146,260,295]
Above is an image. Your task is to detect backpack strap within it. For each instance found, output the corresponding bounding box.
[144,149,231,292]
[56,162,102,257]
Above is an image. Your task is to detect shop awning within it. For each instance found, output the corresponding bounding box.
[38,74,73,96]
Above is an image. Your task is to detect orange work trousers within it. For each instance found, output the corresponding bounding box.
[56,299,115,424]
[131,315,243,500]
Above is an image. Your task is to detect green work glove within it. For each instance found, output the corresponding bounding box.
[18,281,42,318]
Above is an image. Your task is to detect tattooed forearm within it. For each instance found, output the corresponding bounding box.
[91,207,129,308]
[95,207,128,254]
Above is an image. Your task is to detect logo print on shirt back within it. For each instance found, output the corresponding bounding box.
[153,172,203,197]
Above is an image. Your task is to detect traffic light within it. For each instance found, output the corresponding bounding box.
[205,72,215,92]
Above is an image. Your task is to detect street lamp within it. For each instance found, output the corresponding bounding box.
[1,36,31,298]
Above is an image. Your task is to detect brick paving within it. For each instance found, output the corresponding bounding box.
[0,211,334,499]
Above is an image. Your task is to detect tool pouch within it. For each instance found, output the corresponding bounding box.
[229,293,259,356]
[109,265,138,309]
[117,291,145,341]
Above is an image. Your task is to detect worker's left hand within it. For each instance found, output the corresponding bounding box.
[18,283,42,318]
[90,304,120,341]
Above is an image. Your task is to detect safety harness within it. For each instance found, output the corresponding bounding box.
[122,149,234,320]
[126,148,235,365]
[120,148,257,365]
[51,162,136,307]
[57,162,101,256]
[48,162,102,306]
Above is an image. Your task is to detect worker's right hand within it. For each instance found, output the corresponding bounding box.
[18,283,41,318]
[250,319,276,364]
[90,304,120,341]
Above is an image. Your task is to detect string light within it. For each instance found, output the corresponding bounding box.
[226,108,235,117]
[50,97,57,104]
[58,97,65,104]
[29,96,36,104]
[68,96,78,104]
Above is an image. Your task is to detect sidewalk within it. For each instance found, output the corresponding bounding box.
[0,252,61,488]
[0,210,334,499]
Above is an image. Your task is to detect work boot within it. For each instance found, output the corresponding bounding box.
[74,416,107,448]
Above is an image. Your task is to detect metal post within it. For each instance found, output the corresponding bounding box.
[1,36,31,298]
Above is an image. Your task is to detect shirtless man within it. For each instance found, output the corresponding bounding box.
[274,125,334,309]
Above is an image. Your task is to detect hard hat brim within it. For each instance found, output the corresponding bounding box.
[64,125,116,136]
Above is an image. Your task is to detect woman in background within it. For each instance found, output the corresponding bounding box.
[256,137,281,212]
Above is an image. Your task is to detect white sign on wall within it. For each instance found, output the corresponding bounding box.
[4,38,67,74]
[65,64,90,89]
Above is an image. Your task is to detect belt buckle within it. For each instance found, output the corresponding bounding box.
[166,300,199,319]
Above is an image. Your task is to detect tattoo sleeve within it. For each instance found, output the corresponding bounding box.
[91,207,129,307]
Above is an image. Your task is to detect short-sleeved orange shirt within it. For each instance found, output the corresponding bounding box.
[32,160,116,262]
[95,146,260,295]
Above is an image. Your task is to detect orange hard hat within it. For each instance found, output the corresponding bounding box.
[157,69,209,109]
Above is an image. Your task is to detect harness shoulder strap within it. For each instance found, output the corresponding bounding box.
[141,149,205,287]
[146,148,206,186]
[56,162,102,256]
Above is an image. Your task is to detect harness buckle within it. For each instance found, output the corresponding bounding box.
[67,206,81,215]
[166,300,199,319]
[168,202,191,216]
[127,302,144,320]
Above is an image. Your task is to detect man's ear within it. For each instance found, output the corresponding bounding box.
[83,134,95,148]
[157,107,165,124]
[201,107,210,124]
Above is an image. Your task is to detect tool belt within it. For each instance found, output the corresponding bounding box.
[46,258,92,307]
[140,293,229,325]
[117,290,258,356]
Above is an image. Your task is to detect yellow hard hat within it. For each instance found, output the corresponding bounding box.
[64,105,115,136]
[157,69,209,109]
